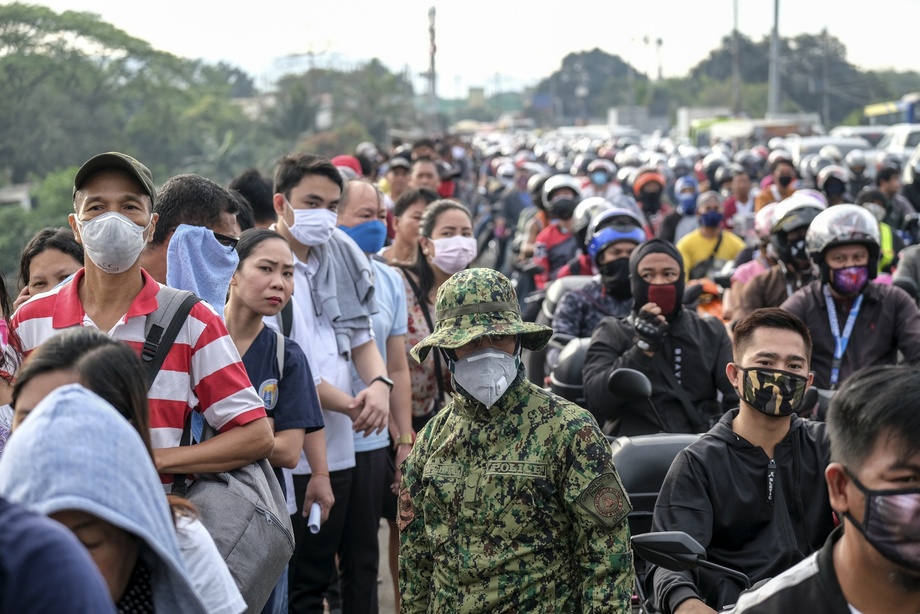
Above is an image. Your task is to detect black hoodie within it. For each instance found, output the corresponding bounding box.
[650,409,835,613]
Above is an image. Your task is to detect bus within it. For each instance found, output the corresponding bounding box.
[864,92,920,126]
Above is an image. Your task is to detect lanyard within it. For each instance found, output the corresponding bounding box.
[823,284,863,389]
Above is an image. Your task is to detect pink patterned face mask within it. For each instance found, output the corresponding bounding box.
[831,265,869,295]
[0,318,9,349]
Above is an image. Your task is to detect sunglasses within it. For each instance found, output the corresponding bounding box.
[213,231,239,249]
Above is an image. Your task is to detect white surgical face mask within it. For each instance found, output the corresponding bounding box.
[451,348,518,408]
[76,212,150,274]
[430,235,477,275]
[285,201,337,247]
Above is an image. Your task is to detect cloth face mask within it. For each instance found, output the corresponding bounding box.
[735,365,809,416]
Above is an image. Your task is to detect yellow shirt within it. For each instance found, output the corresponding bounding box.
[677,229,747,279]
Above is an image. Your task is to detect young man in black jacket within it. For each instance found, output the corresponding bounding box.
[651,308,835,614]
[583,239,737,435]
[729,365,920,614]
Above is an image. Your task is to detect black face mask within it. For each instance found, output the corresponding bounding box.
[600,258,632,299]
[777,175,794,188]
[640,191,662,214]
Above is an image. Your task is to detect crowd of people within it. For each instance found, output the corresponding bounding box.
[0,132,918,614]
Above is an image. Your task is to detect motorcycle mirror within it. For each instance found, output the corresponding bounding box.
[631,531,706,572]
[802,387,818,412]
[608,368,652,400]
[713,273,733,289]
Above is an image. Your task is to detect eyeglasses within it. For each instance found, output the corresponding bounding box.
[213,231,239,249]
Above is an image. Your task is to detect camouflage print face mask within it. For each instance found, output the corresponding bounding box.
[735,365,809,417]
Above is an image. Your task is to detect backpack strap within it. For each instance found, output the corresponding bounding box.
[274,329,285,382]
[143,287,200,390]
[278,299,294,338]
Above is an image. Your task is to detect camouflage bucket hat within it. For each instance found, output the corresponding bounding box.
[411,268,552,363]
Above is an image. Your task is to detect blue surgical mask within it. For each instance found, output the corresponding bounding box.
[338,220,387,254]
[700,210,723,228]
[591,171,608,185]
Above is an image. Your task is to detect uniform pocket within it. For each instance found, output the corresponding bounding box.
[474,471,556,543]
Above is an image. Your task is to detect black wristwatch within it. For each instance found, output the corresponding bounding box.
[370,375,395,391]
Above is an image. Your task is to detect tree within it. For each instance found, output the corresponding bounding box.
[335,58,415,144]
[533,48,647,121]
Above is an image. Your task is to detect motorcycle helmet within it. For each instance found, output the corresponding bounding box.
[674,175,700,214]
[818,145,842,164]
[542,173,582,219]
[767,149,793,170]
[668,155,693,179]
[527,173,551,211]
[496,162,516,187]
[806,204,880,281]
[573,197,614,247]
[877,151,903,173]
[754,202,779,240]
[771,194,826,269]
[817,165,850,193]
[844,149,866,175]
[586,207,647,264]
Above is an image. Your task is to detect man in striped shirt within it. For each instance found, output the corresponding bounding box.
[11,152,273,487]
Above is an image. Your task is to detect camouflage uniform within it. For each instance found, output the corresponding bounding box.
[399,268,634,613]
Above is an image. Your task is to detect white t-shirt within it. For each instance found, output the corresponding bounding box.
[176,515,246,614]
[265,252,370,475]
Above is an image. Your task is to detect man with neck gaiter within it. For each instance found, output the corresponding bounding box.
[583,239,737,436]
[781,204,920,390]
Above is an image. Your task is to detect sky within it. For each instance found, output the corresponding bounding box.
[32,0,920,98]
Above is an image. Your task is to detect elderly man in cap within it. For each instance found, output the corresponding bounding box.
[11,152,272,486]
[397,268,635,613]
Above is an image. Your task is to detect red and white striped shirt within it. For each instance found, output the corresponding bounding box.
[11,268,266,485]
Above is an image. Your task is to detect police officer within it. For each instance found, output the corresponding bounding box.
[398,268,635,612]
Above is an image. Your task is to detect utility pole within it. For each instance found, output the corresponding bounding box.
[767,0,780,116]
[731,0,742,115]
[821,29,830,129]
[427,6,437,133]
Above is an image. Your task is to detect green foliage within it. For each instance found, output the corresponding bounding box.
[296,122,373,160]
[0,166,76,281]
[533,48,647,120]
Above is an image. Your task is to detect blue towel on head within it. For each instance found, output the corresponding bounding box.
[166,224,239,318]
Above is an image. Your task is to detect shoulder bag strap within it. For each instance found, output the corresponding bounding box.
[274,329,285,382]
[279,299,294,338]
[404,270,445,410]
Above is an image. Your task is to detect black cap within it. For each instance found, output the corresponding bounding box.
[73,152,157,203]
[388,157,411,171]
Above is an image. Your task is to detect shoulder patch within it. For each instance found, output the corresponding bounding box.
[576,472,632,529]
[397,487,415,532]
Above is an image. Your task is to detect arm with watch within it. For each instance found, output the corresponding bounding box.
[350,339,392,436]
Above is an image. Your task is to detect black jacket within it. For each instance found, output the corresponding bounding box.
[781,280,920,389]
[727,526,850,613]
[583,308,738,435]
[651,410,835,613]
